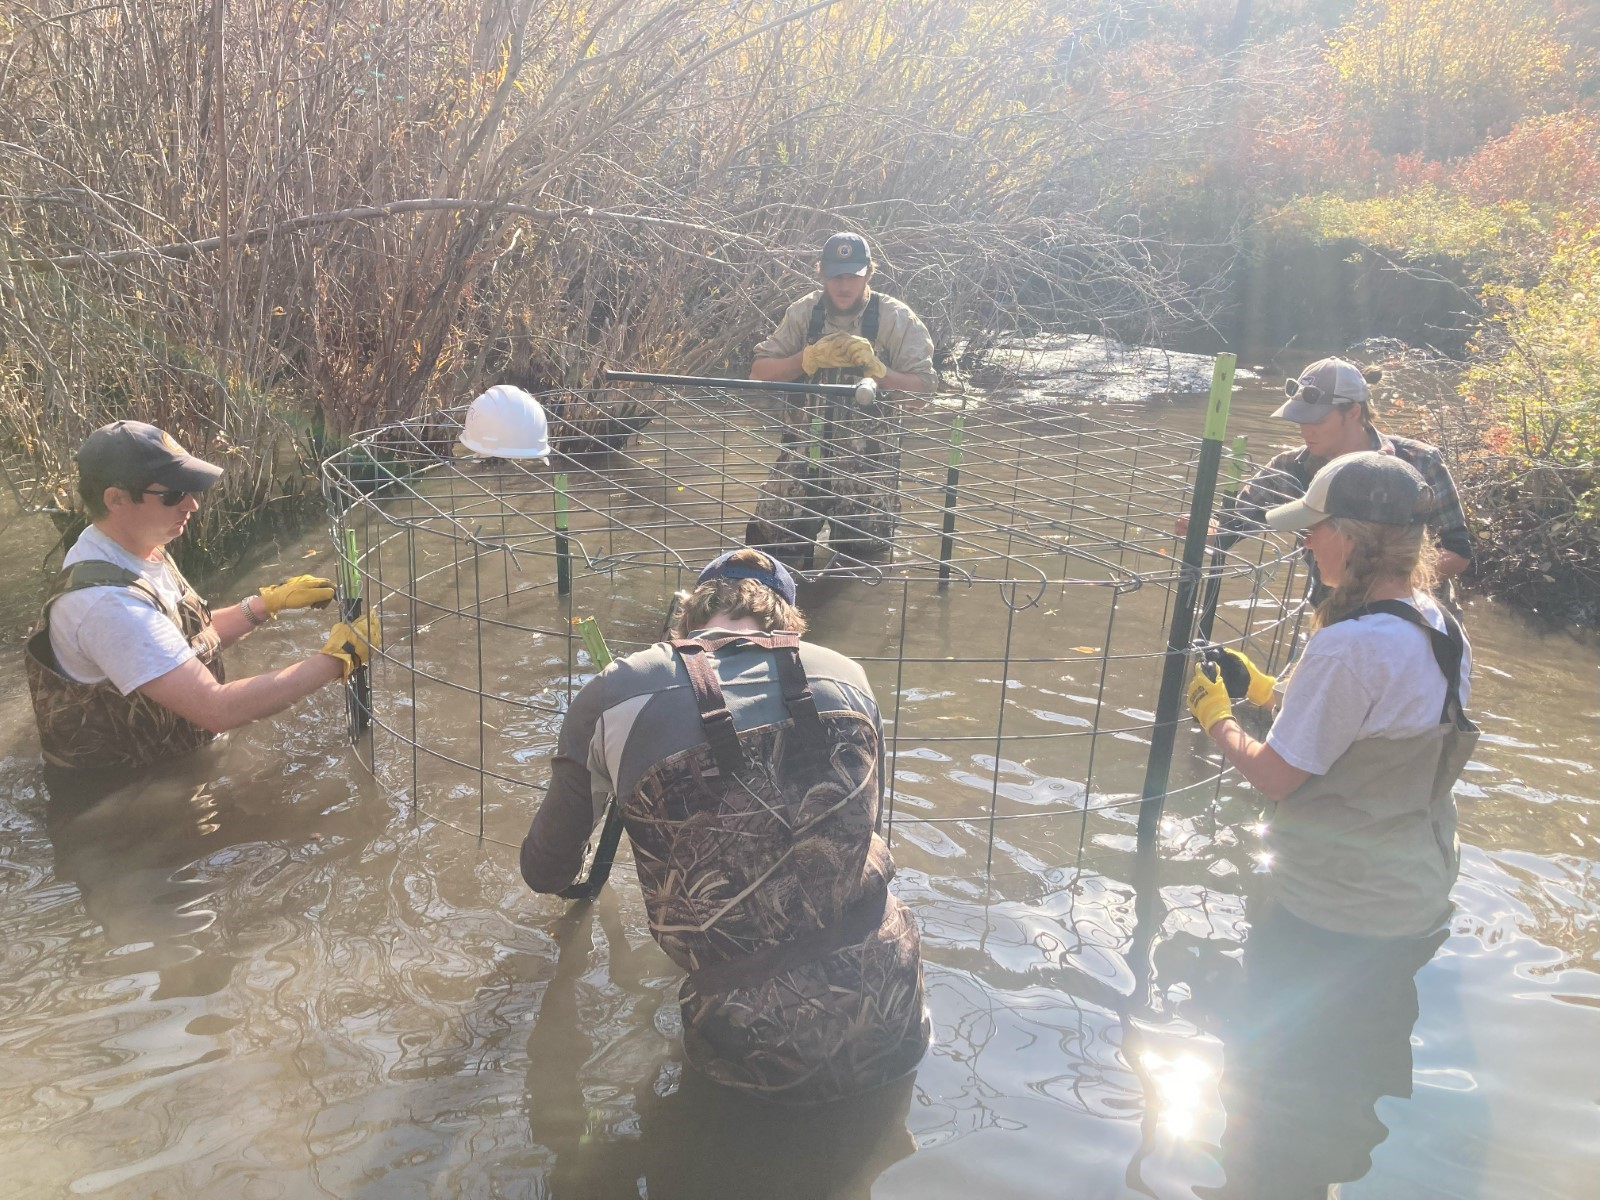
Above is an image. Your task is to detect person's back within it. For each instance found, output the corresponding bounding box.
[521,551,928,1103]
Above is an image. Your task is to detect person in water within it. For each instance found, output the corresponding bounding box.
[26,420,379,773]
[520,548,929,1104]
[745,231,936,566]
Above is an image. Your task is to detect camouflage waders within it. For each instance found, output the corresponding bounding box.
[749,296,902,564]
[26,559,225,770]
[620,632,928,1104]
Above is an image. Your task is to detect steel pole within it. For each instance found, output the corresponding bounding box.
[1136,353,1235,850]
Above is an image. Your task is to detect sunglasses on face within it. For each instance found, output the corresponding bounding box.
[127,486,197,507]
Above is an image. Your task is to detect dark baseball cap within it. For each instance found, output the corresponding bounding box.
[76,420,225,491]
[697,549,798,604]
[820,232,871,278]
[1265,451,1431,530]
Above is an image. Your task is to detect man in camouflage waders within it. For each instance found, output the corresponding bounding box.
[746,232,936,566]
[520,548,929,1105]
[26,421,379,775]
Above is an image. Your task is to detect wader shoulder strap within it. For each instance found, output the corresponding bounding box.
[670,634,830,772]
[671,639,745,777]
[805,298,827,345]
[44,560,168,619]
[1341,600,1476,731]
[804,293,881,346]
[861,293,880,344]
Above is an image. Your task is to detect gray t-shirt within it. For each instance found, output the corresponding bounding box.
[49,524,196,693]
[1267,592,1473,776]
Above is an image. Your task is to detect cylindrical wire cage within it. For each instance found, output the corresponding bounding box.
[320,384,1307,884]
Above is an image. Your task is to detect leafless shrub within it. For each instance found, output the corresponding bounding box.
[0,0,1270,559]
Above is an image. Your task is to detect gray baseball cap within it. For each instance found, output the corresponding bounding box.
[1265,451,1431,530]
[1273,358,1379,423]
[76,421,224,491]
[820,232,871,278]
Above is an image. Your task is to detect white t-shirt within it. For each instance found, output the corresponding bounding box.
[1266,592,1473,776]
[49,525,198,694]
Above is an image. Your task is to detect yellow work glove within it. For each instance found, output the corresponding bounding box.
[1215,647,1278,707]
[832,334,889,379]
[259,574,336,617]
[853,344,890,380]
[320,612,381,680]
[800,332,867,375]
[1186,662,1234,734]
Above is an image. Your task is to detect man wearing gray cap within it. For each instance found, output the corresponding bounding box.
[25,420,379,772]
[746,232,936,566]
[1223,358,1473,603]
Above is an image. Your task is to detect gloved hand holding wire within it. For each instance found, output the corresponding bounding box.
[259,574,336,617]
[320,612,381,680]
[1211,646,1278,706]
[1194,644,1278,706]
[1187,661,1234,734]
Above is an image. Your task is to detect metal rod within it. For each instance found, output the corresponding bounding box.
[1136,353,1235,851]
[938,414,965,587]
[340,524,372,739]
[603,368,860,397]
[1195,434,1249,645]
[554,471,571,596]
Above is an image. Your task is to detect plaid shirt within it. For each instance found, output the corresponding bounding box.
[1224,430,1473,600]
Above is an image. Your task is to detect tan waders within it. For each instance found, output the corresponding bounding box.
[1265,601,1478,938]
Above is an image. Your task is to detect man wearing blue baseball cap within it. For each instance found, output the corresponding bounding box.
[747,232,937,566]
[25,420,379,773]
[521,548,928,1105]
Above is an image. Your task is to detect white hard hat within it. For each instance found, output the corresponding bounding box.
[459,385,551,459]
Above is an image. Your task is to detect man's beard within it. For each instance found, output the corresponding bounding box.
[825,285,871,317]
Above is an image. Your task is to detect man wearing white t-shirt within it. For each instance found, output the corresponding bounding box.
[25,421,380,772]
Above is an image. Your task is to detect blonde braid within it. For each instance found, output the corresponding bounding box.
[1313,519,1437,629]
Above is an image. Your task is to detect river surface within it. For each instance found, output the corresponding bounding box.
[1,365,1596,1199]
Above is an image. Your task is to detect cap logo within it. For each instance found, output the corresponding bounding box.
[835,243,854,258]
[162,431,187,455]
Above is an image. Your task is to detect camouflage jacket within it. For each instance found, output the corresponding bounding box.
[26,559,224,770]
[522,629,928,1104]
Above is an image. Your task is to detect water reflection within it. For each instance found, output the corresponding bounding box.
[522,903,916,1199]
[1199,908,1448,1199]
[42,757,243,996]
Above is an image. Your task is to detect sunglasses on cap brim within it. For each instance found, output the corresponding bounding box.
[1283,379,1359,406]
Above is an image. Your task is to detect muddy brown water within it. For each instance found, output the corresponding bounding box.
[1,376,1596,1199]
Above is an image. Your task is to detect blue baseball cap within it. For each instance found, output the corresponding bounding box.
[696,550,798,604]
[820,232,871,278]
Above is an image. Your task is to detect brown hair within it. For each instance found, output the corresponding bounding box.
[672,549,807,637]
[1313,515,1438,628]
[1356,365,1384,429]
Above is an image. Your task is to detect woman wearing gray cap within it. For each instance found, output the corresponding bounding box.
[1185,451,1478,938]
[1185,451,1481,1196]
[520,548,928,1105]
